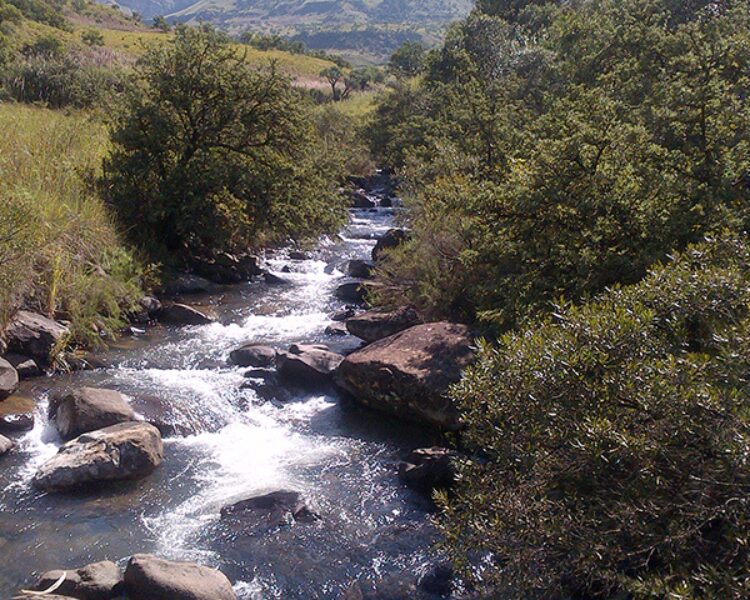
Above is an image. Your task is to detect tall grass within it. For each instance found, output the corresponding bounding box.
[0,103,143,349]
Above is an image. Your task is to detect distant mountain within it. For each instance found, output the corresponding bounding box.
[103,0,473,63]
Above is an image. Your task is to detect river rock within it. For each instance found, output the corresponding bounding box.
[398,447,457,493]
[124,554,236,600]
[334,322,474,430]
[263,271,291,285]
[32,422,163,492]
[161,273,217,296]
[0,357,19,400]
[3,353,41,379]
[371,228,408,261]
[32,560,124,600]
[0,412,34,434]
[158,303,214,326]
[347,190,375,208]
[289,250,311,260]
[331,307,357,322]
[220,490,318,529]
[278,346,344,389]
[0,433,14,455]
[325,322,348,336]
[50,387,136,441]
[335,280,368,304]
[345,307,421,343]
[228,344,277,368]
[347,259,375,279]
[5,311,69,366]
[192,252,261,284]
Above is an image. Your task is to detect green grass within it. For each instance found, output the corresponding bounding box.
[0,104,143,351]
[329,90,379,119]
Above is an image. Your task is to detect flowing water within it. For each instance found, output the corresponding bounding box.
[0,206,449,599]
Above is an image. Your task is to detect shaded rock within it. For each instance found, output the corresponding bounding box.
[325,322,348,336]
[263,271,291,285]
[192,252,261,284]
[124,554,236,600]
[160,273,217,296]
[32,560,124,600]
[0,412,34,434]
[243,367,276,379]
[240,377,293,404]
[50,387,136,441]
[139,296,162,317]
[380,196,393,208]
[32,422,163,492]
[0,357,19,400]
[228,344,276,368]
[371,228,408,261]
[418,562,454,596]
[5,311,69,366]
[278,346,343,389]
[347,190,375,208]
[159,304,214,326]
[0,433,14,455]
[346,307,421,343]
[289,250,311,260]
[4,353,41,379]
[399,447,457,493]
[220,490,318,529]
[347,259,375,279]
[334,322,474,430]
[132,394,196,438]
[65,353,108,372]
[335,280,368,305]
[281,265,292,273]
[331,307,357,322]
[289,343,329,354]
[340,575,418,600]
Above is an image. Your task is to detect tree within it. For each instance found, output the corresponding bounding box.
[320,65,343,100]
[152,15,170,32]
[103,26,347,261]
[388,41,425,77]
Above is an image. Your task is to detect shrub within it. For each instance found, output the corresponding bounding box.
[81,28,104,47]
[441,235,750,599]
[103,26,347,262]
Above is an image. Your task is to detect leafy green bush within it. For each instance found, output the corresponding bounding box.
[7,0,70,30]
[103,26,347,262]
[442,235,750,599]
[3,54,130,109]
[369,0,750,331]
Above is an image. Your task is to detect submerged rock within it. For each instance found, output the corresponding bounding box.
[398,447,457,494]
[5,310,69,366]
[228,344,277,368]
[220,490,319,529]
[50,387,136,441]
[0,357,19,400]
[278,346,344,389]
[0,433,14,456]
[345,307,421,343]
[32,422,163,492]
[124,554,236,600]
[32,560,124,600]
[371,228,408,261]
[158,303,214,326]
[334,322,474,430]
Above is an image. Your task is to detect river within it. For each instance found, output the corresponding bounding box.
[0,204,449,598]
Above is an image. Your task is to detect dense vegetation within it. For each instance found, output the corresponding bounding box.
[366,0,750,597]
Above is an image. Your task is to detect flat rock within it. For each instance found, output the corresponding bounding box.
[3,353,41,379]
[50,387,136,441]
[32,560,124,600]
[158,304,214,326]
[221,490,318,530]
[278,347,343,389]
[346,307,421,343]
[228,344,276,368]
[0,433,14,455]
[334,322,474,430]
[32,422,163,492]
[5,311,69,366]
[0,357,19,400]
[124,554,236,600]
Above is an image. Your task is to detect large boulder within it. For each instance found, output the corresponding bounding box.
[32,422,163,492]
[158,304,214,326]
[0,433,14,456]
[278,345,344,389]
[371,228,408,261]
[5,311,69,366]
[220,490,318,530]
[228,344,276,368]
[0,357,19,400]
[345,307,421,343]
[398,447,457,494]
[334,322,474,430]
[50,387,136,441]
[31,560,124,600]
[124,554,236,600]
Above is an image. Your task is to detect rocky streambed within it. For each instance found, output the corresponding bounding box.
[0,193,474,599]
